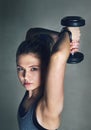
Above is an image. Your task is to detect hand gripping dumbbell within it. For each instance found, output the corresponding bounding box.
[61,16,85,64]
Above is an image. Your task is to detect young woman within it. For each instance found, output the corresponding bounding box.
[16,27,80,130]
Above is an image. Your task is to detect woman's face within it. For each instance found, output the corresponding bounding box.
[17,53,41,93]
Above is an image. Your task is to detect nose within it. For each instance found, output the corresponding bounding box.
[23,70,31,80]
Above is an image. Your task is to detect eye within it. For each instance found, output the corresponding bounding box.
[17,67,24,72]
[31,67,39,71]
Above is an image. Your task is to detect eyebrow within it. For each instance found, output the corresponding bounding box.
[17,65,25,70]
[17,64,40,68]
[29,65,40,67]
[17,65,22,67]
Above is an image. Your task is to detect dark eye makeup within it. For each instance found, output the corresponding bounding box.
[17,66,24,72]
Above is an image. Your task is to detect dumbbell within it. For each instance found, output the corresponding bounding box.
[61,16,85,64]
[26,16,85,64]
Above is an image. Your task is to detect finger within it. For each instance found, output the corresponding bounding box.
[70,45,79,50]
[71,48,79,54]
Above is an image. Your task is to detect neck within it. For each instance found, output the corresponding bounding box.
[28,90,33,98]
[28,88,40,99]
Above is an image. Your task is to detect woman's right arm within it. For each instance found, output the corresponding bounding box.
[36,27,80,129]
[36,31,70,129]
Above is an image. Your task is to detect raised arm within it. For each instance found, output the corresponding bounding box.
[44,32,70,112]
[36,30,71,129]
[36,26,81,129]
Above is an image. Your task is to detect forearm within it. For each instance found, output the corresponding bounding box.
[51,32,71,63]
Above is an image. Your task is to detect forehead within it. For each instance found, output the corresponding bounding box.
[17,53,41,66]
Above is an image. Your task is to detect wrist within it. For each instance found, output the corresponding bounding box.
[59,27,72,42]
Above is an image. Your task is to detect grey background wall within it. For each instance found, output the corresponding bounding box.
[0,0,91,130]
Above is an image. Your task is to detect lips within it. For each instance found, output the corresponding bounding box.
[23,82,32,86]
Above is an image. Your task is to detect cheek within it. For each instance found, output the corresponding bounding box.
[17,73,24,83]
[34,72,41,83]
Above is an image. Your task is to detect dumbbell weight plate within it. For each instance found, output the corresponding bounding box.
[67,52,84,64]
[61,16,85,27]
